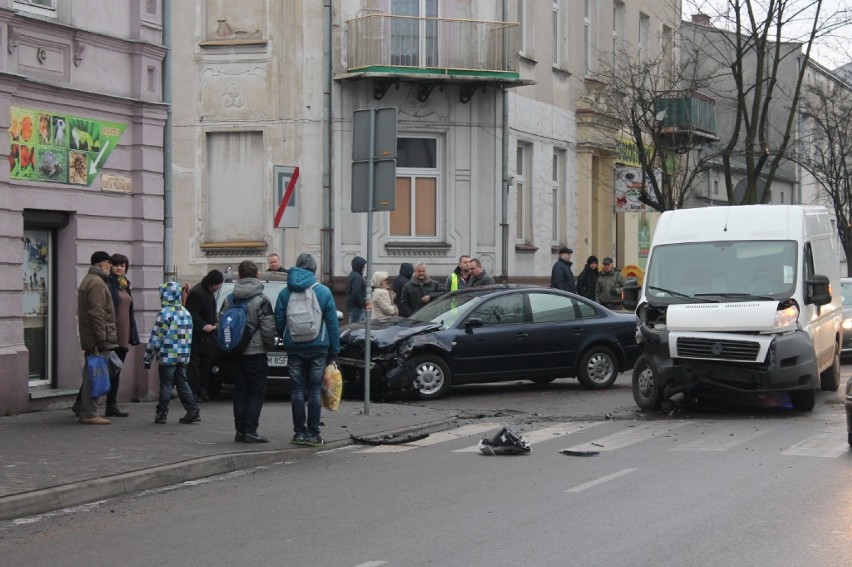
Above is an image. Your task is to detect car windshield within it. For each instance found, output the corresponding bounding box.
[646,240,797,303]
[408,293,479,329]
[842,281,852,306]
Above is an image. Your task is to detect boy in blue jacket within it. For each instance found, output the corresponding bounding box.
[143,281,200,424]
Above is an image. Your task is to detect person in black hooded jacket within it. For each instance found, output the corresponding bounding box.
[392,262,414,309]
[345,256,368,324]
[576,255,599,302]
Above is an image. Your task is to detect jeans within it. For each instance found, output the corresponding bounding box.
[230,354,268,435]
[288,353,326,436]
[156,363,198,415]
[348,307,365,324]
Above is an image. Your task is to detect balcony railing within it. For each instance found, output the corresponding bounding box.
[345,13,520,80]
[655,94,717,137]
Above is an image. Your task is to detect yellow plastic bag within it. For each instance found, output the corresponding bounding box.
[321,361,343,411]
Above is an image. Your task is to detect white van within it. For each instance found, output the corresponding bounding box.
[625,205,842,411]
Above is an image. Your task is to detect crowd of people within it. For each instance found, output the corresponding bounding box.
[549,248,627,310]
[73,248,620,440]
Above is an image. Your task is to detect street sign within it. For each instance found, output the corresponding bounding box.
[274,165,299,228]
[351,160,395,212]
[353,108,397,161]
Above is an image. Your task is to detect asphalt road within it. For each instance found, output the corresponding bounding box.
[1,370,849,567]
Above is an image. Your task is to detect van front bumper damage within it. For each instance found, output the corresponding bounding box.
[638,323,820,398]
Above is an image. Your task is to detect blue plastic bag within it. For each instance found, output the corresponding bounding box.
[87,354,111,398]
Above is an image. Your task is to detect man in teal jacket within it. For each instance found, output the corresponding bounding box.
[274,253,340,447]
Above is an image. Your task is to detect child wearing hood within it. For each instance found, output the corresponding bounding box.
[345,255,368,324]
[143,281,200,425]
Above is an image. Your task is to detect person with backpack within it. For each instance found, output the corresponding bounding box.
[274,253,340,447]
[345,255,368,324]
[218,260,276,443]
[142,281,199,425]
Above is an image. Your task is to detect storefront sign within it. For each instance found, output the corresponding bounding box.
[9,106,126,187]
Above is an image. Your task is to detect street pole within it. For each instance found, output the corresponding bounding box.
[363,110,375,415]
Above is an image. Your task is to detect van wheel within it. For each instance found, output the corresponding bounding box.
[413,355,451,400]
[632,355,663,410]
[577,346,618,389]
[820,348,841,391]
[788,389,816,411]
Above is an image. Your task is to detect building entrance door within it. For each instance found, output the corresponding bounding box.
[22,228,53,385]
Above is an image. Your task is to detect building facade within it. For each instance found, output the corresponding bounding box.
[0,0,167,414]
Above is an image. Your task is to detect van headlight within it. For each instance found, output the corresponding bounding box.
[843,318,852,330]
[775,304,799,328]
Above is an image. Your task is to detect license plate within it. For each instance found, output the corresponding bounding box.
[268,354,288,367]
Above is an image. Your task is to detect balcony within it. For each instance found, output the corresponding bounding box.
[338,13,532,102]
[654,94,718,149]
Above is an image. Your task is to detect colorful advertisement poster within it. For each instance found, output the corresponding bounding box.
[614,164,659,213]
[9,106,126,187]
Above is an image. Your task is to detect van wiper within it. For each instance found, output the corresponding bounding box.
[647,285,717,302]
[694,292,776,301]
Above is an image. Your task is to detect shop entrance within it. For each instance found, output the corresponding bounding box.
[22,227,53,385]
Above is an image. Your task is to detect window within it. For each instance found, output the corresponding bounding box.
[14,0,55,16]
[471,294,525,326]
[515,143,532,242]
[551,149,566,243]
[22,228,53,385]
[529,293,577,323]
[612,1,624,75]
[639,12,650,63]
[391,0,438,67]
[206,132,265,242]
[552,0,561,66]
[390,137,439,238]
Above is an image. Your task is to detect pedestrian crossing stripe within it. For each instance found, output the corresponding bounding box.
[352,420,850,458]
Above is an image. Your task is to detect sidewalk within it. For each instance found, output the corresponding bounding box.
[0,398,460,521]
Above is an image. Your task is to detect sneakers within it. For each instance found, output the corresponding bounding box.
[154,412,167,424]
[243,432,269,444]
[304,435,325,447]
[291,433,307,446]
[79,416,111,425]
[235,432,245,442]
[178,410,201,424]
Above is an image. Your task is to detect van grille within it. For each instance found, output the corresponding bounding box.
[676,337,761,361]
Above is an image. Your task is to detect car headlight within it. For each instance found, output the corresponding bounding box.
[843,318,852,330]
[775,304,799,328]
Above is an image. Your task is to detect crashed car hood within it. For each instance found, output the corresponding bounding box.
[665,301,780,332]
[340,318,442,350]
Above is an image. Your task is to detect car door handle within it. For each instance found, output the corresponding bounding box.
[570,327,584,334]
[516,332,529,339]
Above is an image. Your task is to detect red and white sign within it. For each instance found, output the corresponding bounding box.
[274,166,299,228]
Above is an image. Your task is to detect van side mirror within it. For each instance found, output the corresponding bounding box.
[806,274,831,306]
[622,278,640,311]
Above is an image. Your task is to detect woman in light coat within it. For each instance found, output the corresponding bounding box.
[371,271,398,321]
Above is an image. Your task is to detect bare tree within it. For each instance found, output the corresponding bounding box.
[798,76,852,274]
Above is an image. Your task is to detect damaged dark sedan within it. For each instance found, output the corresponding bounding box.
[338,285,641,400]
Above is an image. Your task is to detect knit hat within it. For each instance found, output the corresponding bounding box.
[90,251,111,265]
[587,255,599,265]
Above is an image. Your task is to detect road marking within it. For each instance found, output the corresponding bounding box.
[353,562,387,567]
[453,421,605,452]
[565,421,687,452]
[566,468,637,493]
[356,423,502,453]
[782,432,850,458]
[671,425,774,451]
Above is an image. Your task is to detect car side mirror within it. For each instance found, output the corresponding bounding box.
[465,317,484,329]
[806,274,831,306]
[622,278,640,312]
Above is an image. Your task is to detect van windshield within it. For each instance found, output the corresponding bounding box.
[646,240,797,303]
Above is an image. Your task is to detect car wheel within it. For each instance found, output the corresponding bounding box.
[530,377,556,385]
[788,389,816,411]
[632,355,663,410]
[577,346,618,389]
[820,347,841,391]
[413,355,451,400]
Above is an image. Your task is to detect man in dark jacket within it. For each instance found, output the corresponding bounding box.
[575,255,599,301]
[392,262,414,309]
[468,258,495,287]
[400,262,446,316]
[550,247,577,293]
[74,251,118,425]
[185,269,224,401]
[345,256,367,324]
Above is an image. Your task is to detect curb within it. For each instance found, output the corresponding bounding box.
[0,414,461,522]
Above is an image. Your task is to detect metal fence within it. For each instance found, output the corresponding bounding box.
[346,13,519,74]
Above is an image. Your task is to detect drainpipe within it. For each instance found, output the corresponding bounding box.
[162,0,173,278]
[500,0,509,283]
[322,1,333,283]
